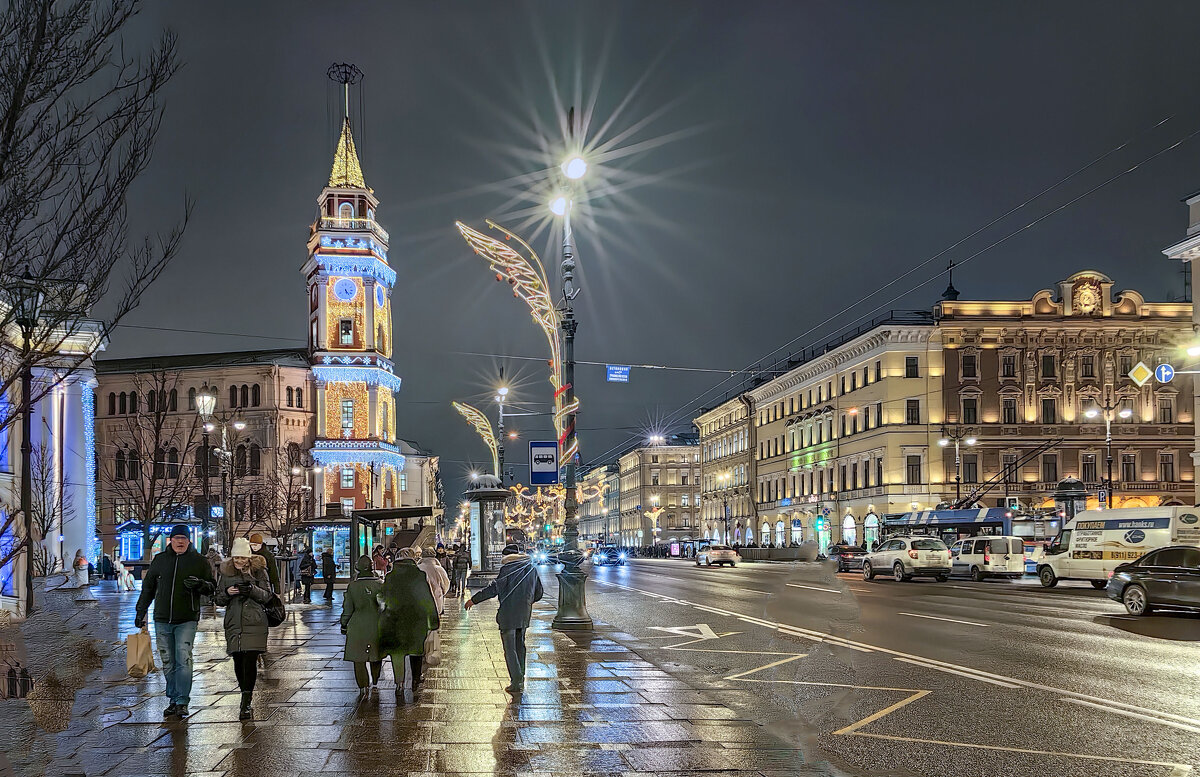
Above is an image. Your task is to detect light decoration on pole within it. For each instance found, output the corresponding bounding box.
[455,221,579,464]
[452,401,499,477]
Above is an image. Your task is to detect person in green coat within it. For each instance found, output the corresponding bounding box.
[341,556,383,691]
[377,552,439,695]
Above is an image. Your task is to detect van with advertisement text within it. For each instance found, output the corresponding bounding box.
[1036,507,1200,588]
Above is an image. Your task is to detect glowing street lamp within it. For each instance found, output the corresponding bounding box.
[561,155,587,180]
[1086,401,1134,507]
[938,426,976,505]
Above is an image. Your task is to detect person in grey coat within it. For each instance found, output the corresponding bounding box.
[215,538,273,720]
[464,544,543,694]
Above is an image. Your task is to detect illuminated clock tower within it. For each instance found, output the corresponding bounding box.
[302,111,404,517]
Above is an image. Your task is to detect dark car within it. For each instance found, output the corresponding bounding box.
[1105,545,1200,616]
[827,544,868,572]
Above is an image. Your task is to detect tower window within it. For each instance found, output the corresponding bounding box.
[341,399,354,432]
[339,319,353,346]
[339,202,354,220]
[287,387,294,407]
[296,388,304,408]
[341,468,355,488]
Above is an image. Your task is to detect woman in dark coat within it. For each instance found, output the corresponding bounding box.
[342,556,383,691]
[215,538,273,720]
[377,553,439,694]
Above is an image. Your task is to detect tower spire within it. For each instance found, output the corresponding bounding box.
[942,259,960,301]
[326,63,365,189]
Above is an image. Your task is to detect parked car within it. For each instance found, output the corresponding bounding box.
[949,536,1025,581]
[862,536,950,582]
[696,544,740,567]
[827,544,868,572]
[1105,545,1200,616]
[591,546,627,566]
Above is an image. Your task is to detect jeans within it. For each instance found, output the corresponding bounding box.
[452,569,467,596]
[499,628,527,689]
[154,620,198,706]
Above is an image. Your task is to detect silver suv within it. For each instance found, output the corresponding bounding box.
[862,536,951,582]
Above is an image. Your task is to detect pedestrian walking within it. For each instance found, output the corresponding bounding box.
[72,549,89,587]
[378,550,439,696]
[342,555,383,692]
[464,544,542,695]
[414,546,451,615]
[435,544,451,579]
[450,544,470,598]
[372,546,389,575]
[299,547,316,602]
[248,533,280,594]
[321,546,337,601]
[214,538,273,721]
[134,525,216,719]
[288,546,302,597]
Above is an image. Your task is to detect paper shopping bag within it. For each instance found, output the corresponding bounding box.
[125,628,155,678]
[423,629,441,667]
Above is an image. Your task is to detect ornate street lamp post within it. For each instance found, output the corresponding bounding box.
[938,426,977,505]
[10,268,43,615]
[195,383,217,554]
[1085,401,1133,508]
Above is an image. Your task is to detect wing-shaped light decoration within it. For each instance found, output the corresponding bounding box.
[456,220,580,464]
[452,401,498,477]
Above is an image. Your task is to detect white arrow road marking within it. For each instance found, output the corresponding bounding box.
[647,623,720,640]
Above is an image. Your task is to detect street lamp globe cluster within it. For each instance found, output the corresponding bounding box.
[938,427,976,504]
[1085,402,1133,508]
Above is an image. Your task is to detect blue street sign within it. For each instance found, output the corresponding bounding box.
[1098,488,1108,508]
[529,441,560,485]
[1155,363,1175,383]
[606,364,631,383]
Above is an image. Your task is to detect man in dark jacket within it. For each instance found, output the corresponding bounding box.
[449,545,470,597]
[321,546,337,601]
[248,533,280,593]
[465,544,542,694]
[134,525,215,719]
[298,547,316,602]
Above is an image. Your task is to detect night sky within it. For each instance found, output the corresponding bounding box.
[113,1,1200,501]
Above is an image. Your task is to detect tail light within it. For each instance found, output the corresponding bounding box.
[1107,570,1114,579]
[908,550,919,560]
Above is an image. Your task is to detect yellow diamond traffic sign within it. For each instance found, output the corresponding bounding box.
[1128,361,1153,387]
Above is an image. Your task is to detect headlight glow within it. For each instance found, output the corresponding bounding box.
[618,553,627,560]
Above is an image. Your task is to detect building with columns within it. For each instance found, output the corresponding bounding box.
[616,437,700,547]
[304,117,405,516]
[578,463,619,544]
[696,395,755,544]
[1162,192,1200,505]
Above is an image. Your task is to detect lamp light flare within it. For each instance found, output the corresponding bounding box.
[937,438,950,447]
[1188,345,1200,357]
[1085,409,1100,419]
[549,196,570,216]
[964,437,977,446]
[561,155,588,180]
[1118,408,1133,419]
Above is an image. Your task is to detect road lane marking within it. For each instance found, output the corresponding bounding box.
[842,731,1192,774]
[832,690,930,734]
[594,578,1200,731]
[785,582,843,594]
[724,653,806,680]
[898,612,989,627]
[1063,698,1200,735]
[893,657,1017,688]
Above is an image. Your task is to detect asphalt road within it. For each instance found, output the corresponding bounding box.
[541,557,1200,777]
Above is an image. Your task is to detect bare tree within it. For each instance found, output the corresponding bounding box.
[0,439,74,575]
[101,371,201,560]
[247,444,312,544]
[0,0,190,436]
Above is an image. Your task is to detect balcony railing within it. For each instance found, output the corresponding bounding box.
[319,216,389,243]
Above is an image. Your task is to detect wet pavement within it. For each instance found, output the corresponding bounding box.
[28,581,833,777]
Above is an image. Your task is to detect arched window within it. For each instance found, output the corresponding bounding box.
[229,385,238,407]
[235,444,247,477]
[239,384,249,408]
[129,392,138,414]
[127,450,141,481]
[339,202,354,220]
[295,388,303,408]
[169,389,178,411]
[108,393,116,415]
[287,442,301,466]
[115,450,126,480]
[119,392,127,414]
[841,515,857,546]
[377,324,386,353]
[251,384,260,407]
[147,391,156,413]
[286,387,294,407]
[187,387,196,410]
[167,448,179,479]
[153,447,165,479]
[250,443,261,476]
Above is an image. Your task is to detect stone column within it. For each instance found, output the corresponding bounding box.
[364,278,376,351]
[315,381,327,437]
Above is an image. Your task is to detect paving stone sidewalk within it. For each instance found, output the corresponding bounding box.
[27,583,832,777]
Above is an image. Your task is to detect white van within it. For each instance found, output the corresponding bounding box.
[1037,507,1200,588]
[949,536,1026,581]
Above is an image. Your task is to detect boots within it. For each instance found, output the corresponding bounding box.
[238,692,253,721]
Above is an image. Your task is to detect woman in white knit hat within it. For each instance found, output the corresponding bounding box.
[215,537,273,720]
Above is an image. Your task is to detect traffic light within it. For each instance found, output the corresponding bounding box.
[815,516,825,532]
[544,524,552,532]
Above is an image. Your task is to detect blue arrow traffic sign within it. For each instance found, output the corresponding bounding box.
[1155,363,1175,383]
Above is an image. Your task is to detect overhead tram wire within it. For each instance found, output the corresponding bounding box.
[580,113,1199,469]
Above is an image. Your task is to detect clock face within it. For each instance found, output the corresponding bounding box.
[333,278,358,302]
[375,284,386,308]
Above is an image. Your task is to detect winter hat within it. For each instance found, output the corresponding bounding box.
[231,538,253,558]
[169,525,190,539]
[397,547,419,561]
[355,555,374,573]
[249,532,264,544]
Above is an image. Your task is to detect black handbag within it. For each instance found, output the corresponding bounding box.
[265,593,287,627]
